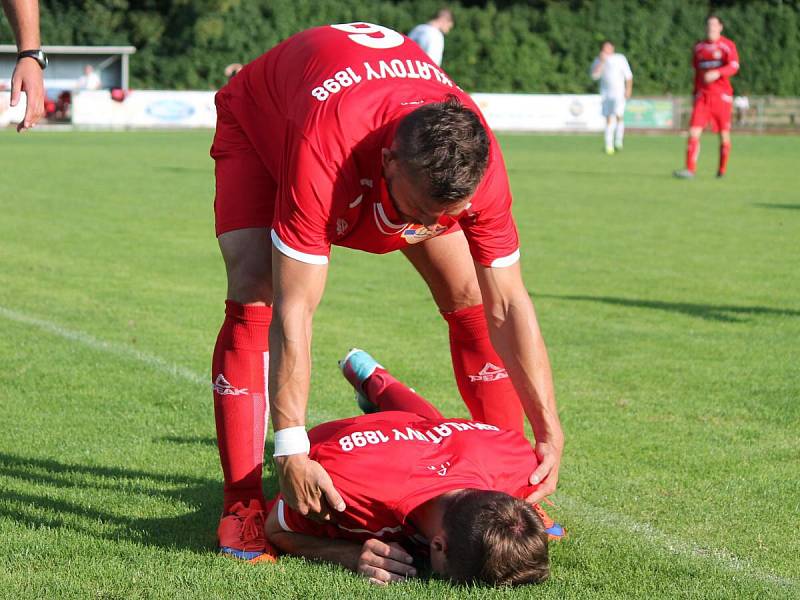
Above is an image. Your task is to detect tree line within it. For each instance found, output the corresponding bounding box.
[2,0,798,95]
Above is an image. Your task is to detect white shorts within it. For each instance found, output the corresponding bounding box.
[602,97,626,118]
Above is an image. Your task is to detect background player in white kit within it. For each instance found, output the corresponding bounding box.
[408,8,454,66]
[591,40,633,154]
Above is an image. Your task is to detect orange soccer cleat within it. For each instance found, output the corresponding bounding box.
[218,499,276,561]
[532,500,567,542]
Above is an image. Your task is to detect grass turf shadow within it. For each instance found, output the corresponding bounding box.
[0,446,279,555]
[536,293,800,323]
[753,203,800,210]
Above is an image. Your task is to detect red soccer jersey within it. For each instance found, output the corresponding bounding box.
[235,22,520,268]
[273,411,538,544]
[692,36,739,96]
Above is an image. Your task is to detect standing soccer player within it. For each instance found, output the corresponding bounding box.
[209,23,563,560]
[674,15,740,179]
[407,8,454,66]
[590,40,633,155]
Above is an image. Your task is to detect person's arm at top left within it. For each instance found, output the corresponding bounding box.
[1,0,45,131]
[265,500,417,585]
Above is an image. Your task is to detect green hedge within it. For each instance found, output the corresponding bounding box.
[2,1,799,95]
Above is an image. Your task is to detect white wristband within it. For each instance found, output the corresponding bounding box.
[273,426,311,457]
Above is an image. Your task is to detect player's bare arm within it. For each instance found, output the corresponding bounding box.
[265,505,416,585]
[475,260,563,502]
[625,76,633,99]
[1,0,46,131]
[269,249,345,519]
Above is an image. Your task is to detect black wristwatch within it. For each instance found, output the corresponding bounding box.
[17,49,48,70]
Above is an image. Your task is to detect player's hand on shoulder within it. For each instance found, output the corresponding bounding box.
[275,454,346,521]
[358,539,416,585]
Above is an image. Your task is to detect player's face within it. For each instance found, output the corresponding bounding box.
[382,149,470,226]
[706,17,723,41]
[601,42,614,56]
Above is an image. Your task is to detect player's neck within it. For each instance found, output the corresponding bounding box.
[408,489,463,539]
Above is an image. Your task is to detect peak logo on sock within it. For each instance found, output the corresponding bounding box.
[213,374,249,396]
[468,362,509,383]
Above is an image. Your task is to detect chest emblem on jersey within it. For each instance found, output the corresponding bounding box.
[427,461,451,477]
[468,362,509,383]
[401,223,449,244]
[713,49,722,59]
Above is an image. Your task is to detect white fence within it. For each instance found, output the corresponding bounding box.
[3,90,796,132]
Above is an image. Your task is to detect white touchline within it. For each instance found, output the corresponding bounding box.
[557,494,797,589]
[0,305,339,423]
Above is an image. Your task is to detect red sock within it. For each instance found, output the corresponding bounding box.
[442,305,524,432]
[719,140,731,175]
[686,137,700,173]
[365,369,443,419]
[212,300,271,512]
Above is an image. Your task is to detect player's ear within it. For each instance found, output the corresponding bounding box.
[431,533,448,555]
[382,147,400,177]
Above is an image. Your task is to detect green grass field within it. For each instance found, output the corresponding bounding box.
[1,129,798,599]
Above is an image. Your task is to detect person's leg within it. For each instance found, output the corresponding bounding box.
[614,111,625,149]
[214,228,273,511]
[604,114,615,153]
[718,130,731,176]
[402,231,524,432]
[364,368,444,419]
[685,127,702,174]
[211,89,276,525]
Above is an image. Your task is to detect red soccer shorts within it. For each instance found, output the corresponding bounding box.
[689,92,733,133]
[210,83,278,237]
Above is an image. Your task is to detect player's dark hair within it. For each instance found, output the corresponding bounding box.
[441,490,549,586]
[707,14,724,26]
[394,95,490,204]
[435,7,454,22]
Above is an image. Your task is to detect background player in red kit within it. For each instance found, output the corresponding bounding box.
[674,15,740,179]
[210,23,563,560]
[263,349,563,586]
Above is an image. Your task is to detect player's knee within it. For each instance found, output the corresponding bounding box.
[438,490,549,586]
[689,127,703,139]
[439,280,482,312]
[218,229,273,303]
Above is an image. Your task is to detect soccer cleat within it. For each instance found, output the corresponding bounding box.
[339,348,382,414]
[218,499,274,562]
[605,146,615,155]
[614,144,623,152]
[716,171,725,178]
[673,168,695,179]
[532,501,567,542]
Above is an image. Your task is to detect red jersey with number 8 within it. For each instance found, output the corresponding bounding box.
[215,23,520,268]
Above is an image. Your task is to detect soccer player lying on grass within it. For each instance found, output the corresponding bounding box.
[263,350,565,586]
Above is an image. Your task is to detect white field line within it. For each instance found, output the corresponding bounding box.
[0,305,207,385]
[2,306,796,588]
[0,305,339,423]
[557,494,797,589]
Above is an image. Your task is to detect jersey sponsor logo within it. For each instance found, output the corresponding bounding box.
[468,362,509,383]
[212,374,248,396]
[698,59,723,69]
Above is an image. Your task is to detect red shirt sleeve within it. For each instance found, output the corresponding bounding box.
[272,129,334,264]
[275,496,343,538]
[718,39,740,78]
[460,139,520,268]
